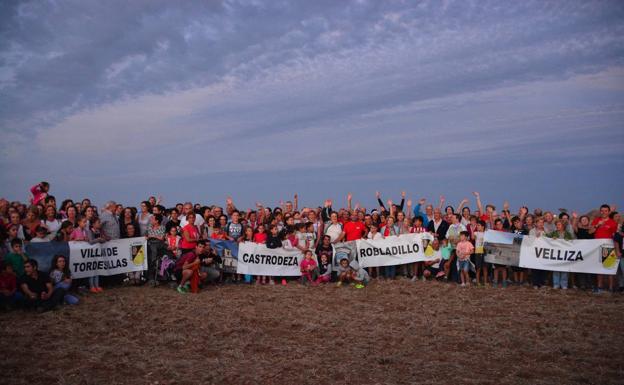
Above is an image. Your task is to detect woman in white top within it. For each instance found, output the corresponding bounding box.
[324,212,344,244]
[41,205,62,241]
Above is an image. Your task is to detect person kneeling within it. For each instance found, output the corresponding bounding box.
[174,241,207,294]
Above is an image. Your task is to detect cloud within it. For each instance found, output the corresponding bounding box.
[0,0,623,210]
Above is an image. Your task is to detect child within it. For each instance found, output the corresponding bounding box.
[367,223,383,279]
[4,239,28,277]
[336,257,353,287]
[510,216,528,285]
[69,217,89,241]
[440,239,454,280]
[0,262,20,309]
[349,260,370,289]
[30,226,50,243]
[456,231,475,287]
[49,255,79,305]
[472,220,487,287]
[315,253,332,284]
[86,218,105,293]
[165,225,181,259]
[304,222,317,251]
[295,223,309,252]
[253,224,267,244]
[210,226,228,241]
[409,216,426,281]
[300,250,319,285]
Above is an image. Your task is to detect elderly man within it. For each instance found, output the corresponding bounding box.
[100,201,120,240]
[179,202,205,227]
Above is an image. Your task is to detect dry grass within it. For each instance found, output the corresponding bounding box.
[1,280,623,385]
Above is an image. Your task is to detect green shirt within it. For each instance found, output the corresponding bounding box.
[4,252,28,277]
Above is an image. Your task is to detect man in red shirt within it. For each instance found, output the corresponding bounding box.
[592,204,618,292]
[174,241,206,293]
[344,211,366,241]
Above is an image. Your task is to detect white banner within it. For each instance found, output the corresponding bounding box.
[356,233,434,268]
[236,242,302,276]
[519,236,619,275]
[69,237,148,279]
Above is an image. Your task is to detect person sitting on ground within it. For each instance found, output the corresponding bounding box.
[336,257,353,287]
[49,255,79,305]
[19,259,66,312]
[349,259,370,289]
[315,253,332,285]
[422,239,444,280]
[300,250,319,285]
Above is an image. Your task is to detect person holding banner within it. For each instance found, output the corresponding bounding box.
[593,205,618,293]
[529,218,547,288]
[546,220,574,289]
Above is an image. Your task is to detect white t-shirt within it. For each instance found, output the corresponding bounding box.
[367,232,383,240]
[42,219,62,240]
[179,214,205,228]
[324,223,343,242]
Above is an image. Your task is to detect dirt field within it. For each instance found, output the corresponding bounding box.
[1,280,623,385]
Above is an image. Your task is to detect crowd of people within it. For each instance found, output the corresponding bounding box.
[0,182,622,312]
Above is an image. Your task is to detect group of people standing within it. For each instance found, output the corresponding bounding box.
[0,182,622,310]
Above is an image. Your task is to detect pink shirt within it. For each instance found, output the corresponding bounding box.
[455,240,474,261]
[300,258,317,273]
[70,228,88,241]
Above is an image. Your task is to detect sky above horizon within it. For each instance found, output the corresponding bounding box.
[1,0,623,213]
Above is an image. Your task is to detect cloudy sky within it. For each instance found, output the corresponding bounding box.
[1,0,623,212]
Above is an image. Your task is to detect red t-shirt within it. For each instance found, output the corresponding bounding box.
[0,272,16,292]
[253,233,267,244]
[179,224,199,249]
[592,217,617,239]
[344,221,366,241]
[175,252,197,271]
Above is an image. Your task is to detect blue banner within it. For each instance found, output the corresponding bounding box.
[25,242,70,273]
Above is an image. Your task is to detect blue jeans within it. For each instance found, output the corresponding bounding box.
[552,271,568,289]
[55,281,79,305]
[384,265,396,279]
[89,275,99,288]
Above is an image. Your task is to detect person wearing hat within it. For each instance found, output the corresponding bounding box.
[30,226,51,243]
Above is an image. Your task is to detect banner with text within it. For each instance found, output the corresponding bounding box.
[69,237,148,279]
[519,236,619,275]
[355,233,434,268]
[236,242,303,276]
[484,230,522,266]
